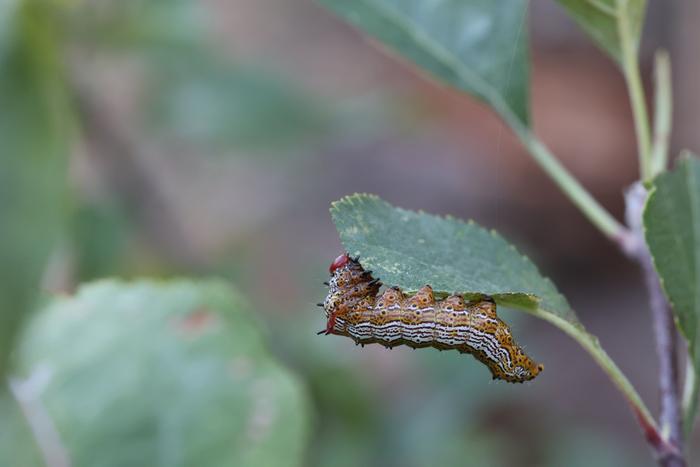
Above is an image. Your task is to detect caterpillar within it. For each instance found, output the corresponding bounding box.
[318,253,543,383]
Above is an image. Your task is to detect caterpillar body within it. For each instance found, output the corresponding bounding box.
[320,253,543,383]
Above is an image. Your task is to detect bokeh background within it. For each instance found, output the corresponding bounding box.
[2,1,700,466]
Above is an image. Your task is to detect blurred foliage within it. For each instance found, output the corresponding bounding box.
[144,54,327,153]
[63,0,206,51]
[65,0,328,154]
[0,0,330,371]
[0,0,72,375]
[2,280,310,467]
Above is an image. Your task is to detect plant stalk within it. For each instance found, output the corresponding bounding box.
[490,96,626,241]
[9,375,71,467]
[618,1,653,181]
[650,51,672,178]
[518,136,624,239]
[533,311,658,434]
[625,183,685,467]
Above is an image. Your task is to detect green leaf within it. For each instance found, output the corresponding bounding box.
[330,194,655,428]
[8,280,310,467]
[317,0,530,125]
[0,1,72,375]
[643,152,700,433]
[64,0,327,153]
[553,0,647,64]
[331,194,572,320]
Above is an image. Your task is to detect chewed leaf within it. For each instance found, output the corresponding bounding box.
[330,194,577,326]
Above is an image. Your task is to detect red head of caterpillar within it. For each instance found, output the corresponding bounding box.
[319,253,543,383]
[329,253,350,273]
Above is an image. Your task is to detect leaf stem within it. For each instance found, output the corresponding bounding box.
[518,134,625,239]
[531,310,658,436]
[650,51,672,178]
[489,96,626,241]
[618,0,653,180]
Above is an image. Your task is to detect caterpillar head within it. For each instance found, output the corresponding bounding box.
[323,252,380,319]
[329,253,350,273]
[323,253,359,318]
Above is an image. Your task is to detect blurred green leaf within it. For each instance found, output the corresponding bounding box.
[554,0,647,64]
[7,280,310,467]
[145,56,327,152]
[0,0,72,375]
[317,0,530,125]
[64,0,327,154]
[643,153,700,433]
[330,194,571,320]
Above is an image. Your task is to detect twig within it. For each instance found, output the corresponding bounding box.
[9,369,71,467]
[625,183,685,467]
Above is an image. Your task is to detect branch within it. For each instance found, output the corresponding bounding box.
[625,183,685,467]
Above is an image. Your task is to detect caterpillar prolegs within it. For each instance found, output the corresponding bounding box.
[319,253,543,383]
